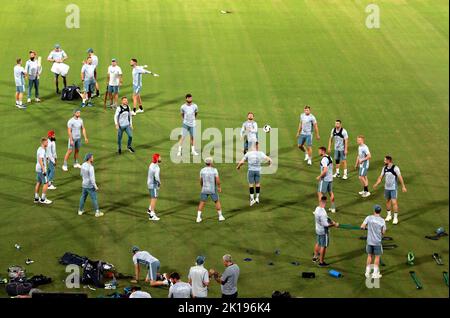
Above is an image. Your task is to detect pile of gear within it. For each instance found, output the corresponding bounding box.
[4,265,52,297]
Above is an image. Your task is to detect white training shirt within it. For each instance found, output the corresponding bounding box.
[129,291,151,298]
[168,282,192,298]
[188,265,209,298]
[14,65,25,86]
[35,147,47,173]
[180,103,198,127]
[46,140,57,164]
[108,65,123,86]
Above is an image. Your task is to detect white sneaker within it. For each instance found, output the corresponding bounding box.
[78,210,84,216]
[393,217,399,225]
[73,163,81,169]
[342,175,348,180]
[177,151,182,157]
[35,98,41,103]
[136,109,144,113]
[196,217,202,223]
[372,273,382,279]
[329,208,336,213]
[333,173,340,178]
[95,211,104,217]
[131,111,137,116]
[358,190,365,195]
[27,98,32,103]
[149,214,160,221]
[255,197,260,204]
[39,198,52,205]
[304,155,308,161]
[365,272,371,278]
[16,104,27,109]
[361,192,371,198]
[385,215,392,222]
[48,184,57,190]
[62,165,68,171]
[191,150,199,156]
[219,215,225,221]
[250,199,256,206]
[307,159,312,166]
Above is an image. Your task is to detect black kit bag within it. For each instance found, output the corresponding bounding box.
[61,85,81,101]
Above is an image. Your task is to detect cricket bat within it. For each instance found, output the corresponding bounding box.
[37,56,42,79]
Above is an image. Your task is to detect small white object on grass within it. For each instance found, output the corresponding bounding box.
[263,124,272,133]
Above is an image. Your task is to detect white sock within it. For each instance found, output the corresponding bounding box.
[19,101,22,106]
[34,193,39,199]
[344,169,348,175]
[387,210,392,216]
[373,266,379,275]
[365,265,371,274]
[191,145,195,152]
[336,168,340,174]
[41,194,46,200]
[250,194,254,200]
[256,193,260,199]
[178,146,182,152]
[394,213,398,219]
[197,211,202,218]
[218,210,223,217]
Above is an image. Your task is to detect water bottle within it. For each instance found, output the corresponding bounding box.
[329,269,342,278]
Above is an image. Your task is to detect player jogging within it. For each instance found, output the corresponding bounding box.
[361,205,386,279]
[46,130,57,190]
[25,51,42,104]
[236,144,272,206]
[373,156,407,225]
[147,154,162,221]
[328,120,348,179]
[355,135,371,197]
[114,97,134,154]
[297,105,320,166]
[62,110,88,171]
[240,112,258,154]
[107,58,123,108]
[317,147,336,213]
[47,44,69,94]
[177,94,199,156]
[86,48,100,97]
[34,137,52,204]
[196,157,225,223]
[14,58,26,109]
[312,196,338,267]
[80,56,96,107]
[130,58,159,115]
[130,246,170,287]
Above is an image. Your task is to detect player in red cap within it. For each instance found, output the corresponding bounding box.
[147,154,162,221]
[47,130,57,190]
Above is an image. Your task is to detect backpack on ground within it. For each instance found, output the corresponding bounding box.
[61,85,81,101]
[59,252,88,266]
[28,274,52,287]
[6,280,33,296]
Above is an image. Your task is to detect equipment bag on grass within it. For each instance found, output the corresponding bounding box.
[81,260,106,288]
[59,252,88,266]
[6,281,33,296]
[61,85,81,101]
[28,274,52,287]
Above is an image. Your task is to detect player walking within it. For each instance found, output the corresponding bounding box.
[46,130,57,190]
[114,97,134,154]
[196,157,225,223]
[25,51,42,104]
[80,56,96,107]
[296,105,320,166]
[62,110,88,171]
[130,58,159,115]
[317,147,336,213]
[147,154,162,221]
[355,135,371,197]
[86,48,100,97]
[78,153,103,217]
[14,58,26,109]
[361,205,386,279]
[240,112,258,154]
[236,144,272,206]
[312,196,338,267]
[107,58,123,107]
[177,94,199,156]
[47,44,69,94]
[34,137,52,204]
[373,156,407,225]
[328,120,348,179]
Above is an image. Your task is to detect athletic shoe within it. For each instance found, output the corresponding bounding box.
[333,173,340,178]
[393,217,399,225]
[78,210,84,216]
[361,191,371,198]
[255,198,260,204]
[16,104,27,109]
[73,163,82,169]
[131,111,136,116]
[312,256,319,263]
[365,272,371,278]
[358,190,365,195]
[81,103,86,108]
[342,175,348,180]
[219,215,225,222]
[177,151,182,157]
[25,258,34,265]
[27,98,31,103]
[196,217,202,223]
[329,208,336,213]
[149,214,160,221]
[318,262,330,267]
[307,159,312,166]
[385,215,392,222]
[127,146,135,153]
[372,273,382,279]
[34,198,40,204]
[62,165,68,171]
[95,211,104,218]
[87,102,93,107]
[304,155,308,161]
[48,184,57,190]
[35,98,41,103]
[136,109,144,113]
[250,199,256,206]
[39,198,52,205]
[118,149,122,155]
[191,150,199,156]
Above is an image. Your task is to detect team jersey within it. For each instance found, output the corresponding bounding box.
[200,167,218,194]
[81,64,96,80]
[362,215,386,246]
[25,59,41,80]
[47,50,67,62]
[114,105,132,127]
[300,113,317,135]
[67,117,84,140]
[108,65,123,86]
[132,66,150,86]
[35,147,47,173]
[243,151,268,172]
[80,162,97,189]
[330,128,348,151]
[90,54,98,68]
[147,163,161,190]
[14,65,25,86]
[358,144,370,167]
[180,103,198,127]
[132,251,158,266]
[380,164,401,190]
[240,120,258,142]
[314,206,330,235]
[188,265,209,298]
[129,291,151,298]
[320,155,334,182]
[47,140,57,164]
[168,282,192,298]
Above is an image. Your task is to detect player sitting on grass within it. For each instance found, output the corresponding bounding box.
[147,153,162,221]
[361,205,386,279]
[78,153,103,217]
[130,246,170,287]
[34,137,52,204]
[312,196,338,267]
[317,146,336,213]
[355,135,371,198]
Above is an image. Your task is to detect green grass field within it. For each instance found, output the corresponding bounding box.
[0,0,448,298]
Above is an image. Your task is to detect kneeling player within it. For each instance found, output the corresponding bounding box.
[317,147,336,213]
[130,247,170,287]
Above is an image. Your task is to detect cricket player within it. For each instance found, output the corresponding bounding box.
[78,153,103,217]
[355,135,371,197]
[114,97,134,154]
[130,58,159,115]
[107,58,123,107]
[328,120,349,179]
[188,256,210,298]
[196,157,225,223]
[373,156,407,225]
[361,205,386,279]
[147,153,162,221]
[46,130,57,190]
[177,94,199,156]
[237,144,272,206]
[211,254,240,299]
[34,137,52,204]
[130,246,170,287]
[47,44,69,94]
[168,273,192,298]
[62,110,89,171]
[14,58,26,109]
[80,56,96,107]
[317,146,336,213]
[296,105,320,166]
[25,51,42,103]
[240,112,258,154]
[312,196,338,267]
[86,48,100,97]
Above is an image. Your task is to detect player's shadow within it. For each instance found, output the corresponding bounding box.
[326,247,365,264]
[401,199,449,222]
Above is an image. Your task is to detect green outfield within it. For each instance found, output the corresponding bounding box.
[0,0,448,298]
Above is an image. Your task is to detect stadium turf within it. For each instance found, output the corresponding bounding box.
[0,0,448,298]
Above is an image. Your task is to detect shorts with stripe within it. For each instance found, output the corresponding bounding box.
[317,234,329,247]
[145,260,161,281]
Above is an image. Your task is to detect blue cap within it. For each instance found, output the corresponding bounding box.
[373,205,382,213]
[87,48,94,53]
[54,44,61,49]
[196,255,205,265]
[132,246,140,253]
[84,153,93,162]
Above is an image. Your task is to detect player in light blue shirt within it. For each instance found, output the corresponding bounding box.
[147,154,162,221]
[177,94,199,156]
[240,112,258,154]
[47,44,69,94]
[25,51,42,103]
[14,58,26,109]
[355,135,372,198]
[296,105,320,165]
[361,205,386,279]
[81,56,96,107]
[327,120,349,179]
[34,138,52,205]
[197,157,225,223]
[130,58,159,115]
[78,153,103,217]
[317,147,336,213]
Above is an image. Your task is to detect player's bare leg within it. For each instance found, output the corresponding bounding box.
[365,254,373,277]
[62,148,73,171]
[307,146,313,165]
[215,200,225,221]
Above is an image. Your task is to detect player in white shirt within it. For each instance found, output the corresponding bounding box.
[25,50,42,103]
[80,56,96,107]
[177,94,199,156]
[327,120,349,179]
[87,48,100,97]
[168,272,192,298]
[14,58,26,109]
[240,112,258,154]
[47,44,69,94]
[62,110,89,171]
[107,58,123,107]
[130,247,170,287]
[355,135,372,198]
[188,256,210,298]
[46,130,57,190]
[147,154,162,221]
[34,138,52,205]
[296,105,320,165]
[130,58,159,115]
